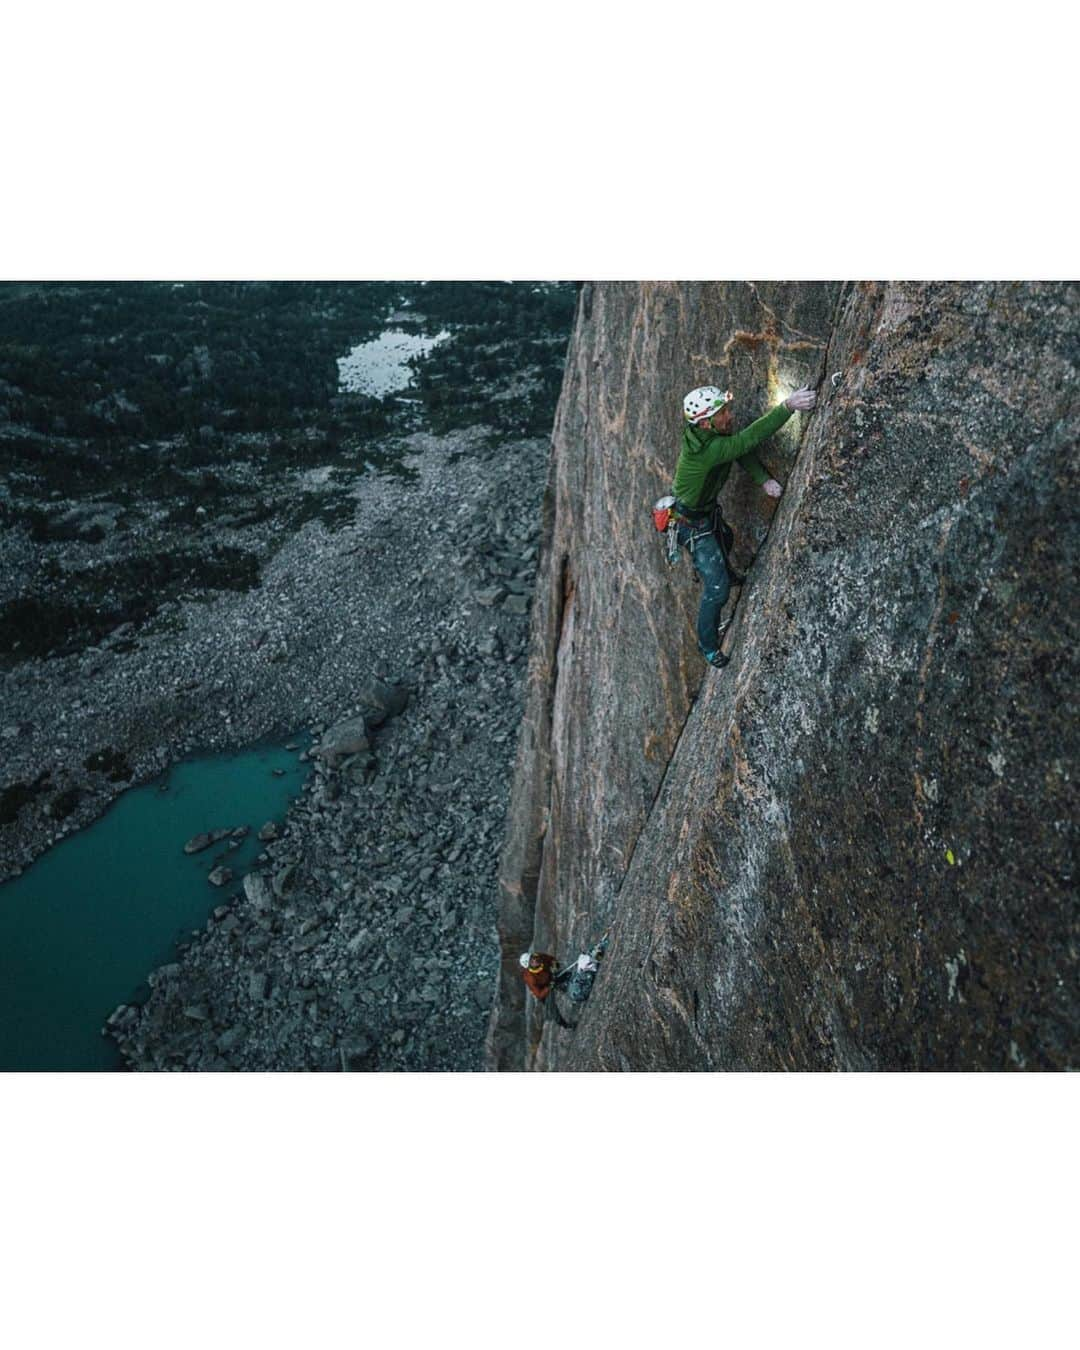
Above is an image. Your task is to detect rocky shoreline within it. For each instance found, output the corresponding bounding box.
[1,425,549,1070]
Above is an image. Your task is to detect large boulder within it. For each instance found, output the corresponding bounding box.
[357,679,409,726]
[314,688,408,766]
[313,716,371,766]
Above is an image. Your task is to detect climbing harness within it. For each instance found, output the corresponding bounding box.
[673,499,740,577]
[652,492,749,596]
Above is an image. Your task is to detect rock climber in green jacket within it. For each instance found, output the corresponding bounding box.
[672,383,816,667]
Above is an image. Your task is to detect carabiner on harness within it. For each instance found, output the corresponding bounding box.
[665,518,680,565]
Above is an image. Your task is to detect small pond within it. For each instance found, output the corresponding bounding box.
[0,735,311,1071]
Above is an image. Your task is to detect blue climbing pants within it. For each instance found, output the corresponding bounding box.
[678,522,730,657]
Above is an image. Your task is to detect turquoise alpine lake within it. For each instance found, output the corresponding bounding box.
[0,735,311,1072]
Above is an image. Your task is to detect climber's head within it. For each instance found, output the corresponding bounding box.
[519,952,532,969]
[684,386,734,434]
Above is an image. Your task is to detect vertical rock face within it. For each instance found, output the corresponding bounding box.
[488,281,1077,1071]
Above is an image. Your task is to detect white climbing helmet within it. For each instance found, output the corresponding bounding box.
[683,386,733,424]
[519,952,532,968]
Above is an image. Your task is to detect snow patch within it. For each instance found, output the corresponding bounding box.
[337,328,450,398]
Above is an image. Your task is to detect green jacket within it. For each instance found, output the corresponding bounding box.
[671,402,792,512]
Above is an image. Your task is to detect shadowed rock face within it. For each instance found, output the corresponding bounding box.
[488,281,1077,1072]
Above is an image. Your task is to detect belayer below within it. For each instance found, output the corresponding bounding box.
[519,936,610,1027]
[519,951,559,1001]
[663,382,817,668]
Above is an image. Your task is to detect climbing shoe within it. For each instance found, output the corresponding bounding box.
[702,649,729,669]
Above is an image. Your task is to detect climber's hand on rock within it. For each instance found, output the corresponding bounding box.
[785,386,816,412]
[763,478,783,499]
